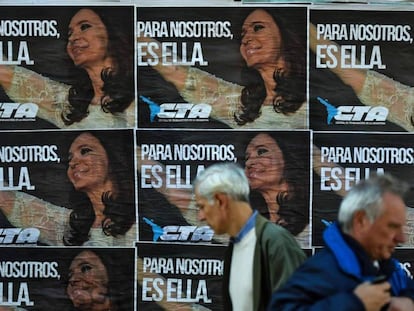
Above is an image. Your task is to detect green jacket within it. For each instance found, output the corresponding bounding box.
[222,214,306,311]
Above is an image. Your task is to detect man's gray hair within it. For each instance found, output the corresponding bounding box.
[194,162,250,202]
[338,174,409,233]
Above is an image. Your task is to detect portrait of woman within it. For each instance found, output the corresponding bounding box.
[243,132,310,246]
[0,7,135,129]
[0,248,134,311]
[137,130,310,247]
[138,7,306,129]
[0,130,136,246]
[64,249,134,311]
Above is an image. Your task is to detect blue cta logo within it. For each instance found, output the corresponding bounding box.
[143,217,214,242]
[140,96,211,122]
[317,97,388,125]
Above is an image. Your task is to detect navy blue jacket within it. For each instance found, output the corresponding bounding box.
[267,223,414,311]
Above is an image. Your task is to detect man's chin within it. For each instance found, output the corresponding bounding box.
[379,250,394,260]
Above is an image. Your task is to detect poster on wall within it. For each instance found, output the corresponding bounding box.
[395,248,414,281]
[312,132,414,245]
[137,129,311,248]
[137,6,308,130]
[0,129,136,247]
[310,8,414,132]
[0,5,135,130]
[0,247,135,310]
[137,242,225,311]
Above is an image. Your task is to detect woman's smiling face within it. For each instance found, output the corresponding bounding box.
[66,9,109,68]
[67,250,109,310]
[240,9,283,69]
[244,133,285,191]
[67,132,110,192]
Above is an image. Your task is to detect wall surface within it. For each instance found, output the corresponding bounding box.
[0,1,413,310]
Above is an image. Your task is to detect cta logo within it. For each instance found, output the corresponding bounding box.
[143,217,214,242]
[317,97,388,125]
[140,95,211,122]
[0,103,38,120]
[0,228,39,244]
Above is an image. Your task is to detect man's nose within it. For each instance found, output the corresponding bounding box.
[397,226,407,244]
[197,209,206,221]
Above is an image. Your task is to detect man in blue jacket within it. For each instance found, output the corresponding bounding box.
[268,174,414,311]
[193,162,306,311]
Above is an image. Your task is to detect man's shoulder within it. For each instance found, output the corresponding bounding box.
[255,215,301,249]
[296,247,343,279]
[255,214,292,236]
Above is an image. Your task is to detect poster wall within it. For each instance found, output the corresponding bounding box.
[0,2,413,311]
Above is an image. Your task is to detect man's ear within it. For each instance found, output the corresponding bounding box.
[214,192,229,209]
[353,210,369,231]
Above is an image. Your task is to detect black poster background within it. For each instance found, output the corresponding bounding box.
[394,249,414,280]
[137,242,225,311]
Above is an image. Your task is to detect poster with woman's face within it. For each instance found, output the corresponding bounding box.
[0,247,135,310]
[310,8,414,132]
[312,132,414,245]
[137,6,308,130]
[136,129,311,247]
[0,5,135,130]
[0,129,136,246]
